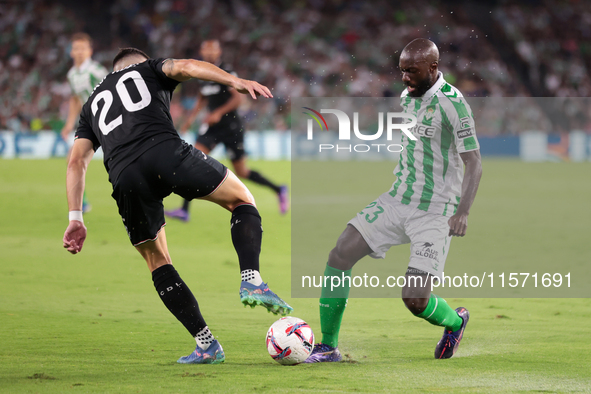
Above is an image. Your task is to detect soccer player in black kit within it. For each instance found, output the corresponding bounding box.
[62,48,292,364]
[165,40,289,222]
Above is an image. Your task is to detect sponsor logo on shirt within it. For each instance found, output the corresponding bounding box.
[415,241,440,263]
[412,124,436,138]
[459,116,472,129]
[457,128,474,139]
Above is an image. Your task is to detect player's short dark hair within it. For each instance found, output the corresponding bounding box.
[112,48,150,68]
[72,32,93,47]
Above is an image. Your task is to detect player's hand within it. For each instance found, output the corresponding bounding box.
[448,213,468,237]
[63,220,87,254]
[232,78,273,99]
[205,111,222,125]
[60,126,71,141]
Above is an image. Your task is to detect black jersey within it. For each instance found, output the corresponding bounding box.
[75,58,181,182]
[200,62,238,122]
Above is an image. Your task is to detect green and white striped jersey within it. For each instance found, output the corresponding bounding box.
[389,72,479,217]
[67,58,108,104]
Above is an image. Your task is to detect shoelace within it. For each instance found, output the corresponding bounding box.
[443,331,459,346]
[314,344,332,352]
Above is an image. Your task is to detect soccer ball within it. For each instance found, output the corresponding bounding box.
[266,316,314,365]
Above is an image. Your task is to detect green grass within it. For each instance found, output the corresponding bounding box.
[291,160,591,298]
[1,158,591,393]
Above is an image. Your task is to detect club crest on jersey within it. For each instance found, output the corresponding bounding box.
[423,106,435,122]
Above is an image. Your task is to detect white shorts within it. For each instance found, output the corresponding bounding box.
[348,191,452,277]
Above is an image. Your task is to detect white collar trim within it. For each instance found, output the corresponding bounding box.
[421,71,445,99]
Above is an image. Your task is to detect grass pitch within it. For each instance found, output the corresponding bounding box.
[1,158,590,393]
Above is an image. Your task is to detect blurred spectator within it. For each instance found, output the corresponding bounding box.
[494,0,591,97]
[0,0,589,135]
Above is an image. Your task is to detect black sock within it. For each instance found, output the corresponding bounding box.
[182,199,190,211]
[230,204,262,272]
[247,170,281,194]
[152,264,206,337]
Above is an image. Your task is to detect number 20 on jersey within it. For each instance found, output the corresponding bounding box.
[91,71,152,135]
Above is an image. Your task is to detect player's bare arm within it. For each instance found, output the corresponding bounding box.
[162,58,273,99]
[205,88,242,125]
[61,95,82,140]
[448,150,482,237]
[63,138,94,254]
[181,93,208,132]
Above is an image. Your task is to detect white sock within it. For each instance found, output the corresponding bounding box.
[241,269,263,286]
[195,326,215,350]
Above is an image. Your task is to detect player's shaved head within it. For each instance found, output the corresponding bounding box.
[399,39,440,97]
[400,38,439,65]
[113,47,150,71]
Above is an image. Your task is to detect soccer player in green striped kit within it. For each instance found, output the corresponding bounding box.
[306,38,483,362]
[61,33,108,213]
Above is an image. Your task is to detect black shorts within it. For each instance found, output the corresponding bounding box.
[196,120,246,161]
[111,138,228,246]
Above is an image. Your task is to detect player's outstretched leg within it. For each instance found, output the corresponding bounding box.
[305,264,348,363]
[201,170,292,315]
[434,306,469,359]
[136,232,224,364]
[277,185,289,215]
[247,171,289,215]
[232,204,292,315]
[164,199,190,222]
[402,270,469,359]
[82,191,92,213]
[306,225,372,363]
[232,158,289,215]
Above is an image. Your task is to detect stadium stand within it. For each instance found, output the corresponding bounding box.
[0,0,590,135]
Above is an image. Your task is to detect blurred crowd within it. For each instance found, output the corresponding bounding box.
[1,0,590,135]
[494,0,591,97]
